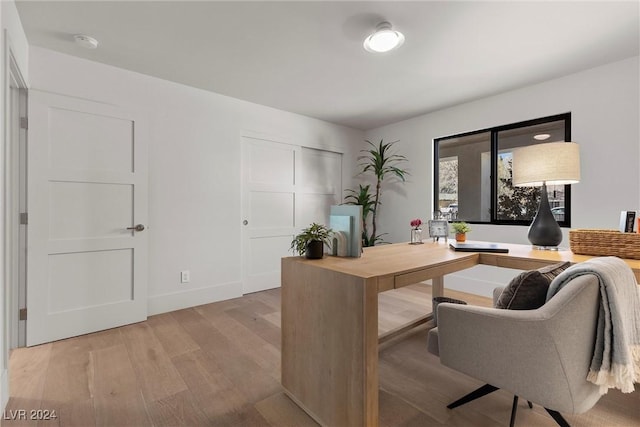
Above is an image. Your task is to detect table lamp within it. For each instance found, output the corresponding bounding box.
[512,141,580,248]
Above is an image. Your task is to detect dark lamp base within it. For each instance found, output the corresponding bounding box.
[528,183,563,247]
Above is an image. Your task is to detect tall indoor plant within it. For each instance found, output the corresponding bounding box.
[345,139,408,246]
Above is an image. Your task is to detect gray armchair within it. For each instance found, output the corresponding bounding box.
[427,274,602,426]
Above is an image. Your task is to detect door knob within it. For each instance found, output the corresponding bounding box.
[127,224,145,232]
[243,220,249,225]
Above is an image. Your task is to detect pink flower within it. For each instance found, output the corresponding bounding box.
[410,219,422,229]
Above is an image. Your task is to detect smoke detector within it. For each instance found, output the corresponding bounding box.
[73,34,99,49]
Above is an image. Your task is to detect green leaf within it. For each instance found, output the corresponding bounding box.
[347,139,409,246]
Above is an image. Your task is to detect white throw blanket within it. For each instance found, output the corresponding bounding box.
[546,256,640,394]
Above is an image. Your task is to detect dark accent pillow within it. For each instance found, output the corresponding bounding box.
[537,262,571,282]
[496,262,570,310]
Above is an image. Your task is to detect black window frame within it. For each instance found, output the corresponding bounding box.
[433,113,572,227]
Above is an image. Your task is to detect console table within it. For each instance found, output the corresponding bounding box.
[280,241,640,427]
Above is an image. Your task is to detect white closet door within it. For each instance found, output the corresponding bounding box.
[241,136,299,294]
[27,90,148,346]
[241,136,342,294]
[298,147,342,228]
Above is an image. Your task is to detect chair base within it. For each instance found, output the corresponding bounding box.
[545,408,571,427]
[447,384,498,409]
[447,384,571,427]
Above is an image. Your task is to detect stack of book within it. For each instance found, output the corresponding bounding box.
[619,211,638,233]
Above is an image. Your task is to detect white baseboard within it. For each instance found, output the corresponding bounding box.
[444,265,522,298]
[445,274,499,298]
[147,281,243,316]
[1,367,8,412]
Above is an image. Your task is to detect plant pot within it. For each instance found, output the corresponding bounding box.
[455,233,466,242]
[305,240,325,259]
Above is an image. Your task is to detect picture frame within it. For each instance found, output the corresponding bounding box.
[428,220,449,242]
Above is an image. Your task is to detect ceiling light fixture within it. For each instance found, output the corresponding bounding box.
[533,133,551,141]
[74,34,99,49]
[363,21,404,53]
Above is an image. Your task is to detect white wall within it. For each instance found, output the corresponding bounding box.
[365,56,640,295]
[1,0,29,412]
[29,46,363,315]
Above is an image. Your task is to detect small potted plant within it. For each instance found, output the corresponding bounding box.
[290,223,333,259]
[451,222,471,242]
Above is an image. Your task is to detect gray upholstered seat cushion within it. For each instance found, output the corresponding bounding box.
[427,327,439,356]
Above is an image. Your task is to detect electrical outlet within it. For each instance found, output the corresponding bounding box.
[180,270,190,283]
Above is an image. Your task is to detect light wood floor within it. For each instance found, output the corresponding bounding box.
[4,283,639,426]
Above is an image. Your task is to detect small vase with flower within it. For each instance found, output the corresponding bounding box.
[410,219,423,244]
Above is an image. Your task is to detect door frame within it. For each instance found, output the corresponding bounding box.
[3,31,28,407]
[4,36,28,348]
[7,50,27,349]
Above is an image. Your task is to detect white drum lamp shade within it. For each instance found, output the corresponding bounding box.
[513,142,580,187]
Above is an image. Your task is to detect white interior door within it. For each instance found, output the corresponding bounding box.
[241,136,342,294]
[26,90,148,346]
[242,136,299,294]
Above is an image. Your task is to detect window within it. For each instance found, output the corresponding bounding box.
[434,113,572,226]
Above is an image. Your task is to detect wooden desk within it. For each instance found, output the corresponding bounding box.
[280,241,640,427]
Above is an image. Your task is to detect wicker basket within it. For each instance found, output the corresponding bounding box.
[569,229,640,260]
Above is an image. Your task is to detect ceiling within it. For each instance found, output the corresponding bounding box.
[15,1,640,130]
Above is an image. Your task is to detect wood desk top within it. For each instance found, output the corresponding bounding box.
[290,241,476,278]
[286,241,640,283]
